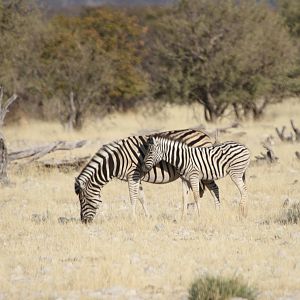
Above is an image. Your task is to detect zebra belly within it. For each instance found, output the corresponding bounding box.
[141,161,180,184]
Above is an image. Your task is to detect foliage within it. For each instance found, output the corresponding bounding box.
[145,0,296,121]
[188,275,257,300]
[0,0,43,96]
[278,0,300,37]
[39,8,148,129]
[0,0,299,127]
[278,0,300,94]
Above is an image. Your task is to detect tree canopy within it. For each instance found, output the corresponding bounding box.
[145,0,296,121]
[0,0,299,127]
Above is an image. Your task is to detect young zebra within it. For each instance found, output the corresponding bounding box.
[75,129,217,223]
[142,136,250,216]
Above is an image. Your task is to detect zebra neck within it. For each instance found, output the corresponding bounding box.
[162,140,189,169]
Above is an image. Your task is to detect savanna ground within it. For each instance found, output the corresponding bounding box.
[1,99,300,300]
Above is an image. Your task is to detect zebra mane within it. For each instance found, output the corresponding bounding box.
[153,135,189,148]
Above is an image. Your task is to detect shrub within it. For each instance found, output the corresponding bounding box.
[188,275,257,300]
[278,202,300,225]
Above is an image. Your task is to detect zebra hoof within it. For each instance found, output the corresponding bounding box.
[81,217,93,224]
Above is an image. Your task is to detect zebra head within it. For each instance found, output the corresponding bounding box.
[142,136,164,173]
[75,177,101,224]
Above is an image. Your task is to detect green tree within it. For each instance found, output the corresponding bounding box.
[40,8,148,129]
[278,0,300,94]
[39,16,115,129]
[145,0,296,121]
[0,0,43,96]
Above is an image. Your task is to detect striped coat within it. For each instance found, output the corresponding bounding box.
[142,136,250,216]
[75,129,214,223]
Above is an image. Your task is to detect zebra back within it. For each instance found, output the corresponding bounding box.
[75,128,213,192]
[144,136,250,181]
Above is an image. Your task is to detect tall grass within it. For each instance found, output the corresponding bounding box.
[188,275,257,300]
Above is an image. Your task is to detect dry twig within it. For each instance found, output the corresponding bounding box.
[255,143,278,164]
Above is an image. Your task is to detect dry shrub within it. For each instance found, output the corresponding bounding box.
[188,275,257,300]
[278,202,300,225]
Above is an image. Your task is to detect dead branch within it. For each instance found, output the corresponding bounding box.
[290,120,300,142]
[36,156,90,170]
[255,144,278,164]
[8,140,87,162]
[275,126,294,143]
[296,151,300,160]
[0,86,18,127]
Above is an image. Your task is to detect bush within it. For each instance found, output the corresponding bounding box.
[188,275,257,300]
[278,202,300,225]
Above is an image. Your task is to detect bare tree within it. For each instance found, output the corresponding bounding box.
[290,120,300,142]
[275,120,300,143]
[0,87,18,184]
[255,144,278,164]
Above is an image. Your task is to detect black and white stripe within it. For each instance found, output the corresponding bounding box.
[75,129,213,223]
[142,136,250,216]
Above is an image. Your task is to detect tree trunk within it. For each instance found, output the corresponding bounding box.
[204,107,217,122]
[202,91,218,122]
[233,103,242,120]
[0,133,8,184]
[0,87,18,184]
[65,92,83,131]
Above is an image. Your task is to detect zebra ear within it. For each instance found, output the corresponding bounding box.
[147,136,155,145]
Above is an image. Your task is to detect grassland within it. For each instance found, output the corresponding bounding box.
[1,99,300,299]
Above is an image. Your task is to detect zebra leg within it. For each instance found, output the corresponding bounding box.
[127,175,140,218]
[199,180,205,198]
[138,183,150,217]
[204,180,220,209]
[181,179,189,218]
[190,175,202,216]
[230,173,248,217]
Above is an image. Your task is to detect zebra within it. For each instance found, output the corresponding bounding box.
[141,136,250,216]
[75,128,216,223]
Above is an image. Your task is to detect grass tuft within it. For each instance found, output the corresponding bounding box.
[278,202,300,225]
[188,275,257,300]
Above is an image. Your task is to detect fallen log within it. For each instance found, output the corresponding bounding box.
[37,156,90,170]
[8,140,87,162]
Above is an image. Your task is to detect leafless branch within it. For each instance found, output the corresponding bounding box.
[275,126,294,143]
[255,143,278,164]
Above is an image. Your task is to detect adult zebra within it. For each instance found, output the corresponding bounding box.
[142,136,250,216]
[75,128,216,223]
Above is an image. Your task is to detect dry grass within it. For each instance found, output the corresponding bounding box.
[1,99,300,299]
